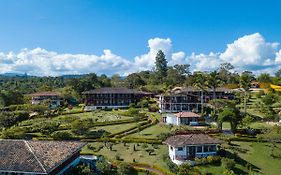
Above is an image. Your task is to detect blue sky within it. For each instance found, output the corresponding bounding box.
[0,0,281,76]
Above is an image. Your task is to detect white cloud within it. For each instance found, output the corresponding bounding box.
[220,33,279,69]
[0,48,133,76]
[133,38,173,71]
[0,33,281,76]
[189,52,222,72]
[189,33,281,74]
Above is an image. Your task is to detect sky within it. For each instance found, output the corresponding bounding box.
[0,0,281,76]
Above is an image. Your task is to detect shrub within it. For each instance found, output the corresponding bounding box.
[117,163,137,175]
[115,153,121,160]
[2,127,26,139]
[162,154,178,172]
[39,121,60,135]
[221,158,235,170]
[148,104,159,112]
[141,143,148,149]
[51,131,74,140]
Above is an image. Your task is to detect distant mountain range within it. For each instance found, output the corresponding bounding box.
[0,73,126,79]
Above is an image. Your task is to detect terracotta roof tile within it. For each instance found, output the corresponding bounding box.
[82,87,146,94]
[30,92,60,97]
[164,134,223,147]
[0,140,85,174]
[175,112,200,118]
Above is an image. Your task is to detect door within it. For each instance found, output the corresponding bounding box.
[188,146,196,158]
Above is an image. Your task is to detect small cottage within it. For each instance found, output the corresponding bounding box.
[163,112,201,125]
[30,92,62,108]
[164,134,223,165]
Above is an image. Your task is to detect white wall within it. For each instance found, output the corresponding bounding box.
[166,114,178,125]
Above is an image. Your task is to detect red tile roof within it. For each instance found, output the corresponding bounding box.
[30,92,60,97]
[175,112,200,118]
[0,140,85,174]
[82,87,148,95]
[164,134,223,147]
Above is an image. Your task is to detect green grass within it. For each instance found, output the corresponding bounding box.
[248,122,272,129]
[81,142,170,173]
[90,123,138,134]
[199,164,225,174]
[128,124,171,139]
[229,141,281,175]
[56,110,132,122]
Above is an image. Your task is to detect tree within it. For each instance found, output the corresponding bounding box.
[218,107,242,131]
[111,74,125,87]
[275,69,281,77]
[221,158,235,170]
[155,50,168,82]
[240,71,253,113]
[117,163,137,175]
[218,63,234,83]
[95,157,113,174]
[206,71,223,115]
[125,73,145,89]
[174,64,190,75]
[193,72,207,113]
[257,73,271,83]
[177,163,201,175]
[165,68,182,86]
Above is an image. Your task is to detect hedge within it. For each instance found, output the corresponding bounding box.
[81,137,162,144]
[115,120,157,138]
[229,136,265,142]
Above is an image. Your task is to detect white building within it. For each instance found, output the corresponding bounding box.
[30,92,62,108]
[164,134,222,165]
[163,112,201,126]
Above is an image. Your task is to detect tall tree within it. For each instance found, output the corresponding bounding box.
[257,73,272,83]
[155,50,168,82]
[275,68,281,78]
[193,72,207,113]
[206,71,223,115]
[218,62,234,83]
[125,73,145,89]
[240,71,253,114]
[173,64,190,75]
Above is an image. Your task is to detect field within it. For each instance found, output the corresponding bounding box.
[82,142,169,172]
[128,124,171,139]
[6,108,281,175]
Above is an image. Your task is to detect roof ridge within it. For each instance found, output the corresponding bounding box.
[24,141,47,173]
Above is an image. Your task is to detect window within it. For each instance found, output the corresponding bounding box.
[209,145,217,152]
[177,147,183,151]
[196,146,202,153]
[170,146,173,150]
[203,145,209,152]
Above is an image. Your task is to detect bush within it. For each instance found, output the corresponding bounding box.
[51,131,74,140]
[162,154,178,172]
[221,158,235,170]
[39,121,60,135]
[0,111,29,128]
[148,104,159,112]
[117,163,137,175]
[2,127,26,139]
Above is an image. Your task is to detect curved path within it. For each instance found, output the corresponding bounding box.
[131,164,165,175]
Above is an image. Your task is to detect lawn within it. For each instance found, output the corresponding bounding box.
[81,142,170,173]
[229,141,281,175]
[248,122,273,129]
[128,123,171,139]
[90,123,137,134]
[56,110,132,122]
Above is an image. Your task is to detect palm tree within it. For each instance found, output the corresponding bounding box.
[240,72,252,114]
[193,72,207,114]
[206,71,223,115]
